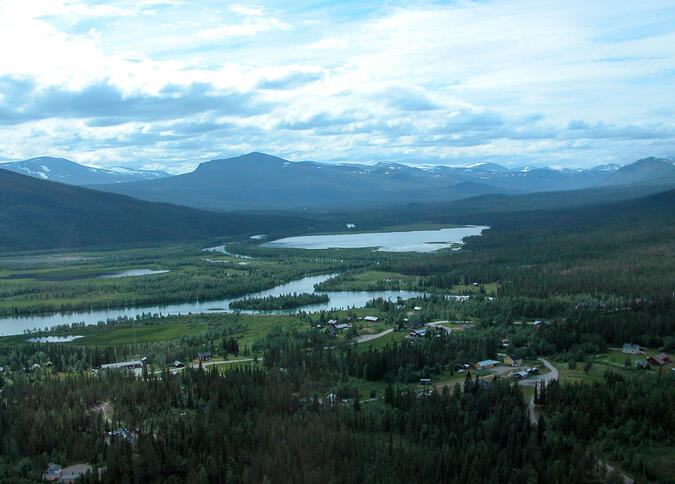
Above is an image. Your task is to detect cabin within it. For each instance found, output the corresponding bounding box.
[475,359,500,370]
[108,428,135,443]
[408,321,424,329]
[647,353,671,366]
[172,360,184,368]
[408,329,426,340]
[413,306,422,312]
[364,316,378,322]
[622,343,643,354]
[325,326,337,338]
[197,352,212,361]
[504,355,523,367]
[100,360,142,370]
[420,378,431,385]
[43,463,62,481]
[635,360,650,369]
[335,323,350,331]
[327,319,338,326]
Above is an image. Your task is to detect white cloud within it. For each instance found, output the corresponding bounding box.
[0,0,672,170]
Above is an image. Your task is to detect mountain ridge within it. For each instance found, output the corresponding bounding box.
[0,156,169,185]
[89,152,673,211]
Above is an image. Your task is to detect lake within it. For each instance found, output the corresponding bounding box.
[0,274,426,336]
[98,269,170,279]
[262,226,489,252]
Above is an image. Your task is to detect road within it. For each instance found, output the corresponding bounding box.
[426,321,452,334]
[356,328,393,343]
[521,358,559,387]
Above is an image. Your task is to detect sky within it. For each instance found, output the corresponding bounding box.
[0,0,673,173]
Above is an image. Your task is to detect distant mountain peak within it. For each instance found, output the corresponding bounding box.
[0,156,169,186]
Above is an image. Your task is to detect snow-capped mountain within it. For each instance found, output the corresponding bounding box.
[0,157,169,186]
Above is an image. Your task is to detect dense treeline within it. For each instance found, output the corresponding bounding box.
[544,372,675,482]
[229,292,329,310]
[380,190,675,300]
[0,364,597,483]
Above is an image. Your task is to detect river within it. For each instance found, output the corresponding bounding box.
[0,274,426,336]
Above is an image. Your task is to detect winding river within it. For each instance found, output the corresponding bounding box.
[0,274,425,336]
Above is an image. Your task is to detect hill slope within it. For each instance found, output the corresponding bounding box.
[0,157,169,185]
[0,169,309,251]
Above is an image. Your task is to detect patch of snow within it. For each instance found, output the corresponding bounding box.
[41,165,51,173]
[346,223,356,229]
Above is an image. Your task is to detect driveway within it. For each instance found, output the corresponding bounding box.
[357,328,393,343]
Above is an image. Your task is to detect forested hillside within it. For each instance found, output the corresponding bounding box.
[0,169,312,251]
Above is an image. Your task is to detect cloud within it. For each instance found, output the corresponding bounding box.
[257,71,324,90]
[0,76,267,126]
[378,87,439,111]
[0,0,673,170]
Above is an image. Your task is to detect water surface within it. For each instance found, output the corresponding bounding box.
[0,274,425,336]
[263,226,489,252]
[98,269,170,279]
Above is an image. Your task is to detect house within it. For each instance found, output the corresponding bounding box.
[196,352,212,361]
[511,370,530,379]
[172,360,184,368]
[647,353,671,366]
[46,360,54,367]
[100,360,142,370]
[475,359,500,370]
[408,329,426,340]
[327,319,338,326]
[108,428,135,443]
[622,343,642,354]
[635,360,650,369]
[43,463,62,481]
[504,355,523,367]
[335,323,350,331]
[408,321,424,329]
[413,306,422,312]
[325,326,337,338]
[420,378,431,385]
[364,316,378,322]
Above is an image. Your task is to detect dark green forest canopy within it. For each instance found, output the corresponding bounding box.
[0,169,314,251]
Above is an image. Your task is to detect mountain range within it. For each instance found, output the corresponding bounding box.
[1,162,673,251]
[0,157,169,185]
[3,153,674,211]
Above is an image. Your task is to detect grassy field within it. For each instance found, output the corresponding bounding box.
[551,349,673,385]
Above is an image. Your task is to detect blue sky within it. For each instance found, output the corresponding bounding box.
[0,0,673,173]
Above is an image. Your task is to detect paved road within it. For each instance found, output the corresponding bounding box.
[356,328,393,343]
[426,321,452,334]
[521,358,559,387]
